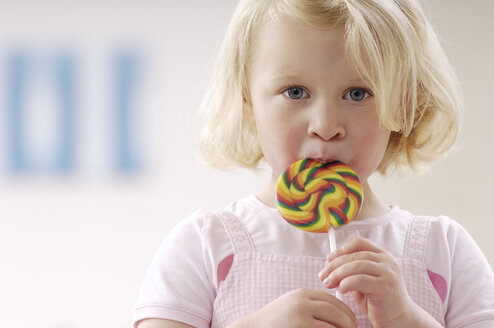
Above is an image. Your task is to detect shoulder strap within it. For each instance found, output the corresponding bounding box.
[404,216,432,261]
[217,210,255,254]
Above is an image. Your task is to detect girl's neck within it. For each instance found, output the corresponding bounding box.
[256,176,390,221]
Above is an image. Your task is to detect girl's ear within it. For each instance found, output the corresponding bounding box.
[243,94,256,126]
[242,91,251,106]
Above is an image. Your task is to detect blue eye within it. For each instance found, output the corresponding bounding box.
[284,87,308,100]
[344,88,370,101]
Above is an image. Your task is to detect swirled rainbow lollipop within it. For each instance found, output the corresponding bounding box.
[276,158,363,232]
[276,158,363,299]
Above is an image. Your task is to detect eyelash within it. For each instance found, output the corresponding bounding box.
[282,86,309,100]
[282,86,372,102]
[343,88,372,102]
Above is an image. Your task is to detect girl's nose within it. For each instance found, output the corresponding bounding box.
[307,106,346,141]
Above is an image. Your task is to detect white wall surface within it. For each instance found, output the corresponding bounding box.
[0,1,492,327]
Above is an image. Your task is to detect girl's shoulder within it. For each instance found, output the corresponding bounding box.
[384,208,482,264]
[162,195,267,263]
[373,205,471,243]
[422,213,482,261]
[170,195,268,238]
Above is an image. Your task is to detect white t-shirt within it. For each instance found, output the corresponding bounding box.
[133,196,494,328]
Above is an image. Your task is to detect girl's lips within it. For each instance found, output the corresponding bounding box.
[307,157,338,164]
[313,159,331,164]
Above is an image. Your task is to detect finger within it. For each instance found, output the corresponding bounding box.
[323,260,383,289]
[319,250,383,281]
[313,300,357,328]
[308,323,337,328]
[339,236,383,255]
[307,290,358,327]
[338,274,380,295]
[320,237,382,278]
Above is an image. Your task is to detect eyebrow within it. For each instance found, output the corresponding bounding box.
[270,74,302,82]
[268,74,315,87]
[270,74,369,86]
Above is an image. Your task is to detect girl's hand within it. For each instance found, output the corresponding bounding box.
[229,288,357,328]
[318,237,440,328]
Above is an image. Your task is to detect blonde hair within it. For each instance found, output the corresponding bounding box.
[196,0,462,175]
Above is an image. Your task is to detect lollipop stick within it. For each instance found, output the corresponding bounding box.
[328,227,343,300]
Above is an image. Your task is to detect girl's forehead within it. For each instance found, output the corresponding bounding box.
[248,21,363,84]
[250,18,345,57]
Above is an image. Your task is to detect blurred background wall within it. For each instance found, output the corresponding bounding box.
[0,1,492,327]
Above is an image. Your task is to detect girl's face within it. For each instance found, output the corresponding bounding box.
[248,21,391,183]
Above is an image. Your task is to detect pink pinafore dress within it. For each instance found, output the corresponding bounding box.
[211,211,445,327]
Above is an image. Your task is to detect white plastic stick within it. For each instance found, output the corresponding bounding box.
[328,227,343,300]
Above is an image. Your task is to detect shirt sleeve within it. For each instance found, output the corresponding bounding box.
[440,218,494,327]
[133,210,218,328]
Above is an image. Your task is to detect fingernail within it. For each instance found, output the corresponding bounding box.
[323,274,332,286]
[318,270,324,280]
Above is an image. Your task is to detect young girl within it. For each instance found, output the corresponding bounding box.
[134,0,494,327]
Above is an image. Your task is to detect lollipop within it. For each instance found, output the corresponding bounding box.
[276,158,363,232]
[275,158,363,299]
